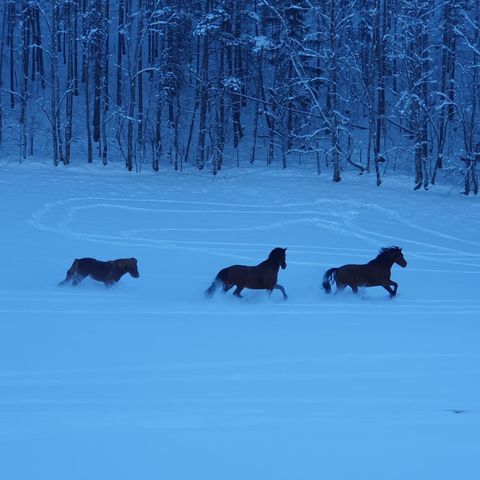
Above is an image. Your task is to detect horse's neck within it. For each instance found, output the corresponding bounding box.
[381,259,394,270]
[369,257,394,270]
[111,267,126,281]
[259,259,280,272]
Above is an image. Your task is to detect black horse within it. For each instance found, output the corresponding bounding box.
[322,247,407,297]
[59,257,140,287]
[206,248,288,300]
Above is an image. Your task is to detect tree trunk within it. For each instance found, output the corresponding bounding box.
[196,0,210,170]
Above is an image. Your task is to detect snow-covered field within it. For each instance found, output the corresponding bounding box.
[0,161,479,479]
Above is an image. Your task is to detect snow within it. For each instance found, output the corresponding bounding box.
[252,35,274,52]
[0,161,479,479]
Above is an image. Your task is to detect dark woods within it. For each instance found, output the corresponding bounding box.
[1,1,479,193]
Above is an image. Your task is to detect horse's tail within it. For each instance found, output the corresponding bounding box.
[58,259,78,286]
[322,267,337,293]
[205,268,229,298]
[205,278,220,298]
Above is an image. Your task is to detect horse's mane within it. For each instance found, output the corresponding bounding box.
[268,248,286,262]
[370,246,402,264]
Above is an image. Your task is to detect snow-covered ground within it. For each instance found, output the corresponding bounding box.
[0,161,479,479]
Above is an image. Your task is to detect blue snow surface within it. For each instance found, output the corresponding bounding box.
[0,161,479,480]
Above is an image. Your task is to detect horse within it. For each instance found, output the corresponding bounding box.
[322,246,407,297]
[59,257,139,287]
[205,247,288,300]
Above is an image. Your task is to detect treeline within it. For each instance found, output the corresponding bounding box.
[0,1,479,192]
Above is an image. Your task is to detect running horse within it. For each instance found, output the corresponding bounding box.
[205,248,288,300]
[59,257,140,287]
[322,247,407,297]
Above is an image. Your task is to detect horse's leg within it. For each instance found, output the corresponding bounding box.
[390,280,398,295]
[223,283,234,293]
[273,283,288,300]
[382,283,396,297]
[336,283,346,294]
[59,260,78,286]
[351,284,359,294]
[233,286,244,298]
[72,274,84,286]
[58,275,71,286]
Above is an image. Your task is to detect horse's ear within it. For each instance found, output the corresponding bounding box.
[284,248,287,252]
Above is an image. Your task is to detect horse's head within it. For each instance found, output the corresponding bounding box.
[116,258,140,278]
[269,247,287,269]
[394,247,407,268]
[377,246,407,268]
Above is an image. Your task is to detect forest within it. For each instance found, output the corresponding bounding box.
[0,0,479,192]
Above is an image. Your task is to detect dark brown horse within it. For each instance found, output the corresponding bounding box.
[206,247,288,300]
[322,247,407,297]
[59,257,139,287]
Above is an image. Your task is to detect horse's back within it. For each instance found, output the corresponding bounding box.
[220,264,270,287]
[73,258,113,281]
[337,262,389,287]
[335,263,365,286]
[220,264,250,284]
[337,264,361,275]
[77,258,109,274]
